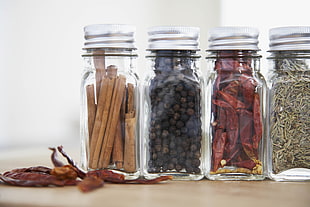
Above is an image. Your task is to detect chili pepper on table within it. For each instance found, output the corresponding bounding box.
[57,145,86,178]
[86,169,125,182]
[77,176,104,193]
[49,147,65,167]
[0,166,79,187]
[0,145,172,192]
[4,166,52,174]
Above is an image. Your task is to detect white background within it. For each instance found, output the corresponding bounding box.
[0,0,309,149]
[221,0,310,76]
[0,0,220,149]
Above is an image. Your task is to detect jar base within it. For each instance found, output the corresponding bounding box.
[206,173,265,181]
[269,168,310,182]
[144,172,204,181]
[87,168,140,180]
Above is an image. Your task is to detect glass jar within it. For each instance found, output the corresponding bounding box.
[142,26,204,180]
[80,24,140,179]
[205,27,266,180]
[267,26,310,181]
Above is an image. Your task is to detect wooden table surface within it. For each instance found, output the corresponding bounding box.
[0,146,309,207]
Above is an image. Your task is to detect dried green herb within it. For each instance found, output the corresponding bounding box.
[270,59,310,174]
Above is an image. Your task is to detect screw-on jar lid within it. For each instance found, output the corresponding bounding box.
[83,24,136,49]
[269,26,310,51]
[207,27,259,50]
[147,26,200,50]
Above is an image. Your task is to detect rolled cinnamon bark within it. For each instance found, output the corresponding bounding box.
[98,75,126,168]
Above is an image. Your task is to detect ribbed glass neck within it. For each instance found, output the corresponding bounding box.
[82,48,137,57]
[206,50,261,58]
[146,50,200,58]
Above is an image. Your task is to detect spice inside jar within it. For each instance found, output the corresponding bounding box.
[267,26,310,181]
[147,51,202,174]
[142,26,204,180]
[205,27,266,181]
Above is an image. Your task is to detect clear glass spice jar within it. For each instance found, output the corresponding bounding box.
[141,26,204,180]
[205,27,266,180]
[267,26,310,181]
[80,24,140,179]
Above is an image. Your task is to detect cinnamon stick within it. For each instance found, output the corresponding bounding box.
[98,75,126,168]
[94,53,105,100]
[112,86,126,169]
[106,65,118,78]
[112,117,124,169]
[88,51,105,169]
[89,76,114,169]
[87,63,137,173]
[127,83,135,112]
[86,84,96,137]
[123,84,136,172]
[123,111,136,172]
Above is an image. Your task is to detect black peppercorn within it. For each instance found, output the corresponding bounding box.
[155,145,161,152]
[180,91,187,97]
[188,90,195,97]
[190,144,197,151]
[187,108,195,116]
[168,163,175,170]
[175,121,184,129]
[180,97,187,103]
[180,114,189,122]
[162,130,169,138]
[147,52,202,175]
[175,84,183,92]
[173,104,180,111]
[173,113,181,120]
[188,102,195,108]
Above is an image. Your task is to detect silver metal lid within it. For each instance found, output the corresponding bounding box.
[147,26,200,50]
[83,24,136,49]
[208,27,259,50]
[269,26,310,51]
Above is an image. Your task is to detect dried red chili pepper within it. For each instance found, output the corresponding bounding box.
[123,176,173,184]
[252,93,262,151]
[86,169,125,183]
[239,74,257,109]
[57,145,86,178]
[212,106,227,129]
[49,147,65,167]
[238,109,257,160]
[212,129,227,171]
[3,166,52,175]
[210,51,263,174]
[50,165,78,180]
[222,80,239,97]
[77,176,104,193]
[216,58,235,72]
[231,159,256,170]
[217,90,246,109]
[0,171,78,187]
[0,174,63,187]
[212,99,239,164]
[224,111,239,162]
[0,146,172,191]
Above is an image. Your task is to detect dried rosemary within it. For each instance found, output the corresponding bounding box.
[270,59,310,174]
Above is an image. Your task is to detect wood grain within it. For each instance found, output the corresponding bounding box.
[0,148,309,207]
